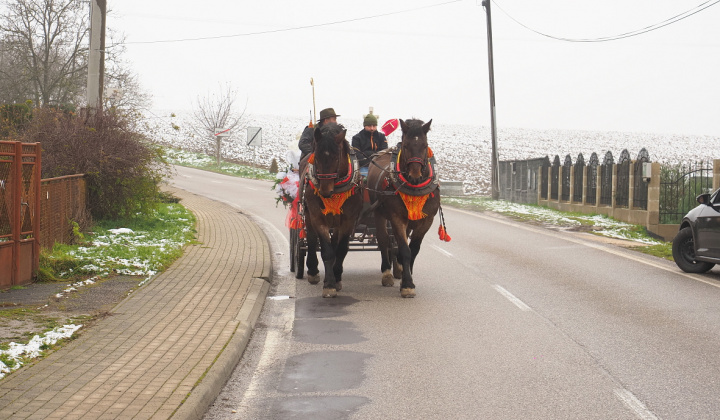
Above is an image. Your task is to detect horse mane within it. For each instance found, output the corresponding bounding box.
[315,123,349,156]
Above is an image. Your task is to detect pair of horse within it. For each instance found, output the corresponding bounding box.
[299,118,440,298]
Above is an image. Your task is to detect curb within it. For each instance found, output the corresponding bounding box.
[174,277,271,420]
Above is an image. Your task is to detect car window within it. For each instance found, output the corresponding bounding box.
[712,189,720,205]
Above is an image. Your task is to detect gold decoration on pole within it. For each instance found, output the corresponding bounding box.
[310,78,317,123]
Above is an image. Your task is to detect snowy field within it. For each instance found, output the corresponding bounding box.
[145,111,720,195]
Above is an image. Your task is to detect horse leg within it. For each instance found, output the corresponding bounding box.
[408,220,432,273]
[318,237,339,298]
[391,217,415,298]
[332,234,351,292]
[375,213,394,287]
[409,236,423,273]
[305,230,321,284]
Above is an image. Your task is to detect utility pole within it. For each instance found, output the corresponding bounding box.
[86,0,107,113]
[482,0,500,199]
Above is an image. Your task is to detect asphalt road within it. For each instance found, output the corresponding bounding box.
[170,165,720,420]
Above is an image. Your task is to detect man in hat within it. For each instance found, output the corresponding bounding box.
[352,112,388,176]
[298,107,340,162]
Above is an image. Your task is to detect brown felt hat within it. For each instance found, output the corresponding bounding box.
[318,108,339,121]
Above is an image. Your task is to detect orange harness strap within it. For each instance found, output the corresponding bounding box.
[318,188,355,215]
[398,191,429,220]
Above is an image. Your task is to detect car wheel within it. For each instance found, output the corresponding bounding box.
[672,226,715,273]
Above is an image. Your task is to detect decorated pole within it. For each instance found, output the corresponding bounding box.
[310,78,317,123]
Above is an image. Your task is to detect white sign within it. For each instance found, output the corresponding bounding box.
[214,127,231,138]
[247,127,262,147]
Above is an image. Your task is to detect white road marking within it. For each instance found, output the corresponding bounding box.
[492,285,532,311]
[614,389,659,420]
[431,244,453,257]
[450,207,720,290]
[211,180,223,183]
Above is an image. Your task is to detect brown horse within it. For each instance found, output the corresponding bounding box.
[366,119,440,298]
[299,122,363,298]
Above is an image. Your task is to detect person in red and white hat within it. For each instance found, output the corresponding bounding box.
[351,111,388,176]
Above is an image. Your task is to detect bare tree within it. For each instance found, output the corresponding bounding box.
[102,32,151,113]
[0,0,150,114]
[191,84,247,165]
[0,0,88,106]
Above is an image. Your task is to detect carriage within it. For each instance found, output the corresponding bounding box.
[282,118,445,298]
[288,187,399,279]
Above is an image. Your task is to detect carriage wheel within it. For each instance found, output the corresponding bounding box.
[289,228,298,272]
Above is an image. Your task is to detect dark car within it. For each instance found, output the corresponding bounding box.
[672,188,720,273]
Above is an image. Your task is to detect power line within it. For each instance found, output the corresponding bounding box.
[119,0,463,46]
[492,0,720,42]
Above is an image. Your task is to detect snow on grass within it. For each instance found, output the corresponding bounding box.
[47,203,196,280]
[444,197,664,245]
[0,325,82,379]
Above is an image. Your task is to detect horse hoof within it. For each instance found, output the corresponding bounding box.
[381,271,394,287]
[322,288,337,298]
[308,274,320,285]
[400,288,416,298]
[336,281,342,291]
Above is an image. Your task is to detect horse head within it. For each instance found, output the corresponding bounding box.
[399,118,432,183]
[312,122,349,198]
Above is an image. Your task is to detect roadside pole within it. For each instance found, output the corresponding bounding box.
[482,0,500,199]
[86,0,106,114]
[215,128,231,167]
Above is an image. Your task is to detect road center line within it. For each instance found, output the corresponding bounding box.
[614,389,659,420]
[492,285,532,311]
[431,244,453,257]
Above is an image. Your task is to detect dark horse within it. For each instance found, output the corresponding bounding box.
[299,122,363,298]
[367,119,440,298]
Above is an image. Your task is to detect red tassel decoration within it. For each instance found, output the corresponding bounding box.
[438,225,446,241]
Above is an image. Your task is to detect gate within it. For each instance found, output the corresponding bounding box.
[660,161,714,224]
[0,141,41,288]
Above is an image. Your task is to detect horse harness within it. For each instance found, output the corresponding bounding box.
[369,144,439,197]
[305,147,362,195]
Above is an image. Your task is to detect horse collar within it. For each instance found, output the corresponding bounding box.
[307,149,361,194]
[389,146,439,196]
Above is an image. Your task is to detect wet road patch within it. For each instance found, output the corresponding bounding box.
[279,351,371,393]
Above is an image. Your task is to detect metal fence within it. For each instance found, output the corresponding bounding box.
[659,161,714,224]
[615,150,631,208]
[600,151,614,206]
[40,175,87,249]
[633,149,650,209]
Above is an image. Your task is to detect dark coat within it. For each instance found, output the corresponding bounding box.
[298,125,315,161]
[351,129,388,167]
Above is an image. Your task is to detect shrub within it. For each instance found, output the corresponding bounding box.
[0,101,33,139]
[20,108,168,219]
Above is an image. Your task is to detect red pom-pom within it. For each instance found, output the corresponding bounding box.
[444,233,451,242]
[438,225,446,240]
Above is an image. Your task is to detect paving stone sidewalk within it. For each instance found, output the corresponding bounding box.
[0,187,272,420]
